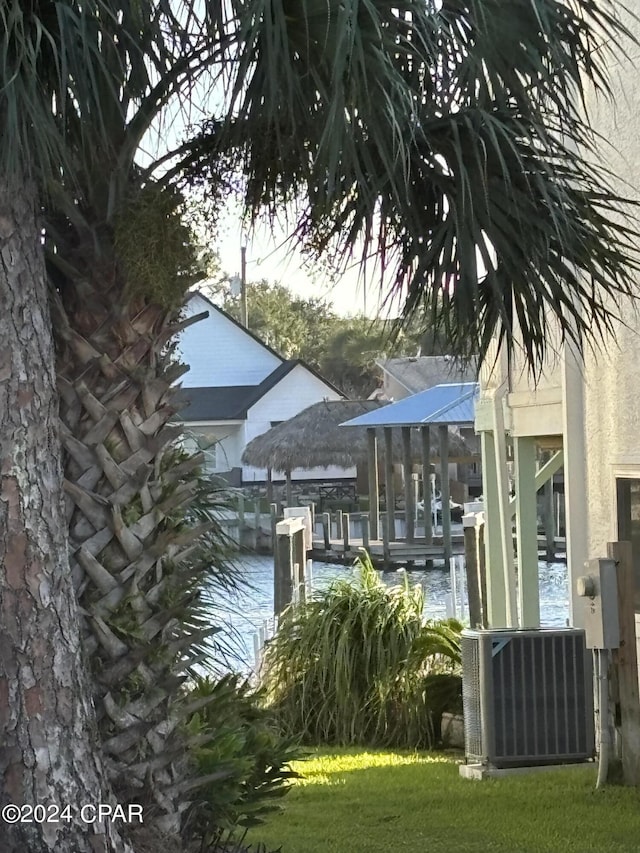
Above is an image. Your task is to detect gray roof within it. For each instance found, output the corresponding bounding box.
[177,386,258,421]
[378,356,477,395]
[340,382,479,428]
[178,360,344,421]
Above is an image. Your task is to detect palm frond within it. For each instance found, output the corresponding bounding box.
[1,1,127,183]
[213,0,640,370]
[1,1,221,201]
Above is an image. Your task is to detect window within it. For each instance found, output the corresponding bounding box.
[616,478,640,611]
[183,428,219,473]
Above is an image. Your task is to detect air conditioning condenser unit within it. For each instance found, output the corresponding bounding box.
[461,628,594,769]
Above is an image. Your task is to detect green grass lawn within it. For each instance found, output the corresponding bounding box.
[248,749,640,853]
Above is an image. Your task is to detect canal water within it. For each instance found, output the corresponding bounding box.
[208,555,570,673]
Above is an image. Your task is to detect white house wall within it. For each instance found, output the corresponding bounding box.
[243,364,355,482]
[178,294,282,387]
[184,421,244,472]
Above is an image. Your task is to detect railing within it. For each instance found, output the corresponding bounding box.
[317,482,358,512]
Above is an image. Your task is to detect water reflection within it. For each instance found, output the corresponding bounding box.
[207,555,570,672]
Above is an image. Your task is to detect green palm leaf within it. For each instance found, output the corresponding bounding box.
[214,0,639,369]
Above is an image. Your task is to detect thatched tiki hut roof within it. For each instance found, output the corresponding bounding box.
[241,399,471,473]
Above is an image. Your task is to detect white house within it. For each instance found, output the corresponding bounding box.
[176,292,351,486]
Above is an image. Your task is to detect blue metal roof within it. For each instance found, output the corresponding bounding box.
[340,382,478,428]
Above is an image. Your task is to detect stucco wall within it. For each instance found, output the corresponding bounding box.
[582,7,640,561]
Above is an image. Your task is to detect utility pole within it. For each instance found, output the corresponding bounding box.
[240,243,248,328]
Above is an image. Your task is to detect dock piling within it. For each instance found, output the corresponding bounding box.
[439,425,452,566]
[322,512,331,551]
[342,512,350,552]
[384,428,395,542]
[361,514,370,553]
[274,516,307,615]
[381,511,391,570]
[463,512,484,628]
[402,426,415,543]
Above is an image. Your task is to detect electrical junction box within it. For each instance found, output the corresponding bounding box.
[576,558,620,650]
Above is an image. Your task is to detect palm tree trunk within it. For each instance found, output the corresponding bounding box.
[0,178,131,853]
[52,269,200,837]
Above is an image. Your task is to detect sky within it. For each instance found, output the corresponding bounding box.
[138,28,398,321]
[213,204,388,319]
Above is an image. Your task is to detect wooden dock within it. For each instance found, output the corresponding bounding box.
[217,499,567,567]
[310,536,463,567]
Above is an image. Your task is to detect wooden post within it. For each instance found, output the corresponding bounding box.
[270,502,278,555]
[322,512,331,551]
[293,526,306,606]
[361,514,370,552]
[384,427,395,542]
[254,497,262,535]
[336,509,343,552]
[463,514,483,629]
[266,467,274,505]
[421,426,432,545]
[237,492,245,531]
[367,428,380,540]
[439,425,452,566]
[285,469,293,508]
[274,526,293,616]
[342,512,350,552]
[274,517,306,615]
[284,506,313,555]
[607,541,640,785]
[402,426,415,544]
[381,511,391,570]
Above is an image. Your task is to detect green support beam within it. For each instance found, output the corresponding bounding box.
[480,430,508,627]
[514,436,540,627]
[508,449,564,517]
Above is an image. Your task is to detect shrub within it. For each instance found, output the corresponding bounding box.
[184,673,302,847]
[260,552,462,748]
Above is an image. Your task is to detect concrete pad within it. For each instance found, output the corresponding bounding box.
[459,761,595,781]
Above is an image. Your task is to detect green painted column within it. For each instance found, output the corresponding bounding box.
[480,430,508,626]
[514,436,540,627]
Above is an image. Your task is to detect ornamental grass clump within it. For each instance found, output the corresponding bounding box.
[260,552,462,749]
